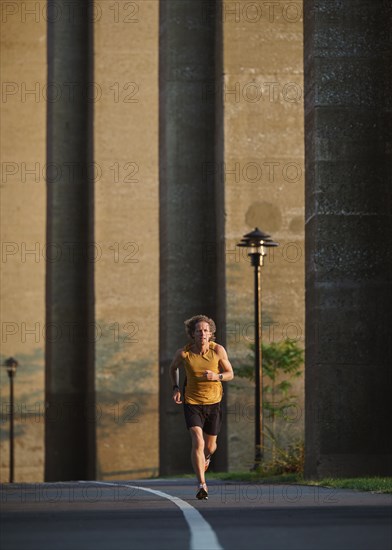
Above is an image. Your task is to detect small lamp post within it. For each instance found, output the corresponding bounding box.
[4,357,18,483]
[237,228,278,469]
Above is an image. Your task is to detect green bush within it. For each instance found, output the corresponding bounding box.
[259,439,305,476]
[236,338,304,472]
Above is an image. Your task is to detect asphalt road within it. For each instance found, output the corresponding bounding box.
[1,479,391,550]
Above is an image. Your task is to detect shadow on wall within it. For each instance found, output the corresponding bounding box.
[0,347,45,440]
[95,318,159,479]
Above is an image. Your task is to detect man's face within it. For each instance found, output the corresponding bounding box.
[193,321,212,345]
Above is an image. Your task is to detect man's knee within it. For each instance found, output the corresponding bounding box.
[190,428,205,451]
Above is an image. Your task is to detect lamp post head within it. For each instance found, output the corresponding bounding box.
[237,227,279,265]
[4,357,18,377]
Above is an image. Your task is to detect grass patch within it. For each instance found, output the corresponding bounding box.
[207,471,302,484]
[202,472,392,493]
[303,477,392,494]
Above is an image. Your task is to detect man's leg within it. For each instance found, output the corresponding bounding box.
[203,432,217,470]
[203,432,218,457]
[189,426,206,484]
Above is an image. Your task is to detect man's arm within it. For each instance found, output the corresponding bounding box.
[169,348,184,404]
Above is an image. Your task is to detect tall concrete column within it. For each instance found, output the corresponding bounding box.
[45,2,95,480]
[304,0,392,477]
[159,0,226,474]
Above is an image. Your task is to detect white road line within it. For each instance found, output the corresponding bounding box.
[81,481,223,550]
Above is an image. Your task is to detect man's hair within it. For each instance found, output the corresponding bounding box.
[184,315,216,341]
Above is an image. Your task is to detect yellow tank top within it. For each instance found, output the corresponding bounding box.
[183,341,223,405]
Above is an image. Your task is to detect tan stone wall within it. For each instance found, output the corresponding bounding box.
[0,0,160,482]
[0,1,47,482]
[222,0,305,469]
[94,0,159,479]
[0,0,304,479]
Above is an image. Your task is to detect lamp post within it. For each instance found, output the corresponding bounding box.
[237,228,278,469]
[4,357,18,483]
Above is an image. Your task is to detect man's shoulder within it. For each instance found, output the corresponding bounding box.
[210,342,226,355]
[175,344,191,357]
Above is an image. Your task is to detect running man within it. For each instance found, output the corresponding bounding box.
[169,314,234,500]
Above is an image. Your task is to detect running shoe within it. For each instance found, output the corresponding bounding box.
[204,454,211,472]
[196,483,208,500]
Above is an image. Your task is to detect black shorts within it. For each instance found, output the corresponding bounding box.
[183,402,222,436]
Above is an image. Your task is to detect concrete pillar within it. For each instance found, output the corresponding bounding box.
[304,0,392,478]
[159,0,225,474]
[45,2,95,480]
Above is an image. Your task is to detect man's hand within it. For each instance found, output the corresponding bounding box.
[173,389,182,404]
[203,370,219,381]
